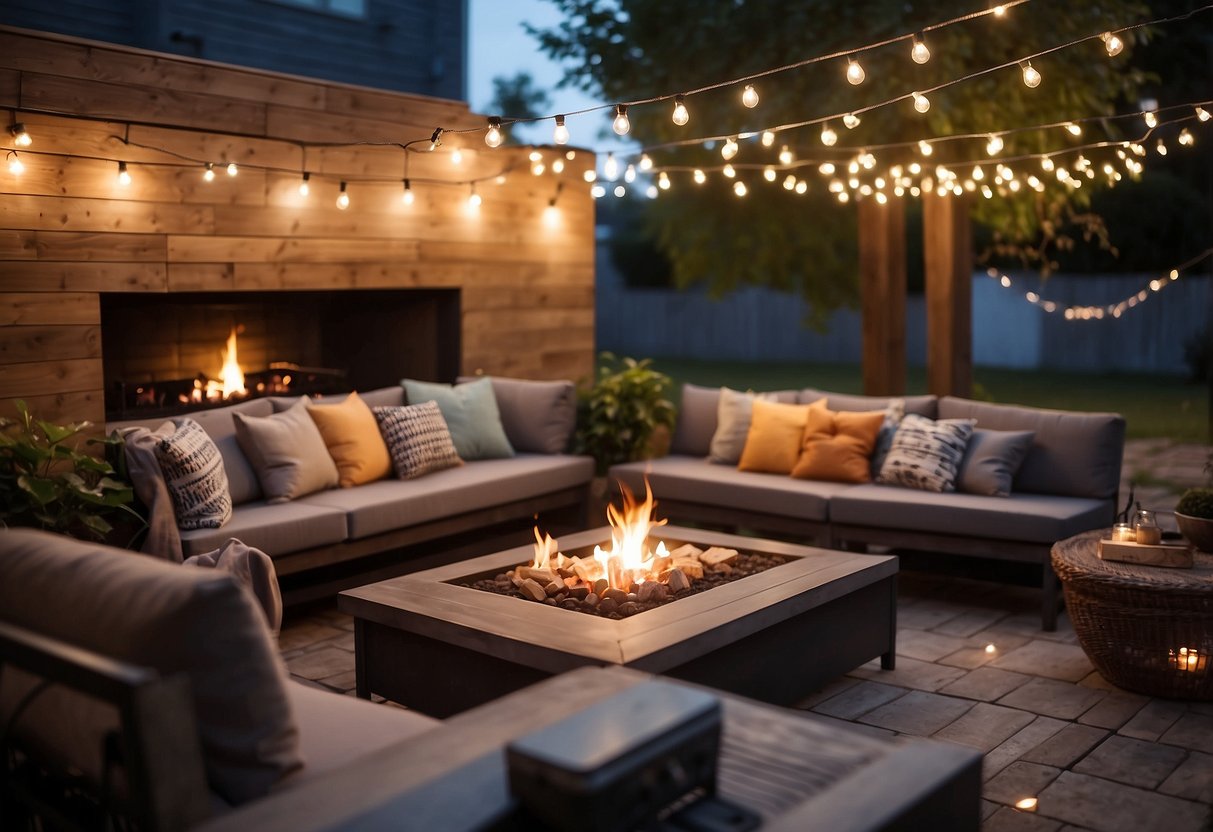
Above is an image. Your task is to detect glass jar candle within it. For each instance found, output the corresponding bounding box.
[1135,509,1161,545]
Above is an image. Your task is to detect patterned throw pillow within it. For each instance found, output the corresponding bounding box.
[869,399,906,478]
[877,413,976,493]
[374,402,463,480]
[154,418,232,530]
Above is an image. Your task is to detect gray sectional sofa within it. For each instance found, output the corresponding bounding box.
[110,379,595,603]
[612,385,1125,630]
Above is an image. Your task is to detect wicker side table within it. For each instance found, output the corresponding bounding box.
[1052,530,1213,700]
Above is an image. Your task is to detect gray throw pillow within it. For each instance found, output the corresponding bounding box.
[403,377,514,460]
[956,428,1035,497]
[374,402,463,479]
[457,375,576,454]
[710,387,775,465]
[154,418,232,530]
[233,399,339,503]
[877,414,976,493]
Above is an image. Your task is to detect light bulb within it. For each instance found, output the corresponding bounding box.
[693,169,706,184]
[485,117,504,148]
[9,123,31,147]
[986,134,1004,156]
[402,179,414,205]
[820,123,837,147]
[552,158,564,173]
[763,166,776,182]
[779,145,794,165]
[1021,62,1041,89]
[203,163,215,182]
[639,154,653,171]
[1197,107,1211,122]
[721,138,739,160]
[604,153,618,180]
[591,184,605,198]
[452,148,464,166]
[993,4,1006,17]
[795,180,808,195]
[467,186,481,208]
[583,169,597,183]
[911,36,930,64]
[428,127,443,152]
[117,161,131,186]
[299,172,310,197]
[1103,32,1124,57]
[1156,139,1167,156]
[913,92,930,113]
[1065,122,1082,136]
[671,94,689,126]
[843,113,861,129]
[658,171,671,190]
[1143,111,1157,129]
[918,140,933,157]
[226,162,238,177]
[624,164,636,183]
[741,84,759,108]
[733,181,747,197]
[613,185,625,198]
[819,162,835,175]
[722,164,735,178]
[761,130,775,147]
[552,115,570,145]
[1179,128,1194,147]
[612,104,630,136]
[7,153,22,175]
[972,165,984,181]
[336,182,349,210]
[532,160,545,176]
[846,58,865,85]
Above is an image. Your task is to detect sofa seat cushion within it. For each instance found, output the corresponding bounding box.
[180,501,348,558]
[611,457,853,522]
[829,484,1113,544]
[276,681,438,790]
[299,455,594,539]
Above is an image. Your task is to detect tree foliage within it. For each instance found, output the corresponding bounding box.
[528,0,1159,312]
[487,71,553,143]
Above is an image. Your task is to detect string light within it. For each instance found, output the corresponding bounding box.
[1198,107,1211,122]
[1155,139,1167,156]
[761,130,775,147]
[671,94,689,126]
[918,140,934,157]
[604,152,618,180]
[6,151,22,175]
[819,162,836,175]
[613,184,625,197]
[1179,128,1194,146]
[911,35,931,64]
[485,117,504,148]
[624,163,636,183]
[721,137,739,160]
[202,162,215,182]
[1021,62,1042,88]
[1065,122,1082,136]
[986,134,1005,156]
[553,115,570,145]
[428,127,443,151]
[1144,111,1158,128]
[693,168,706,184]
[612,104,630,136]
[763,166,777,182]
[336,181,350,210]
[226,162,238,177]
[993,4,1007,17]
[779,145,794,165]
[733,181,747,197]
[722,163,736,178]
[402,178,414,205]
[1102,32,1125,56]
[8,123,31,147]
[299,172,310,197]
[913,92,931,113]
[451,148,464,165]
[846,57,866,85]
[583,168,597,183]
[820,123,838,146]
[117,161,131,186]
[843,113,861,129]
[741,84,760,108]
[639,154,653,171]
[658,171,671,190]
[467,183,481,208]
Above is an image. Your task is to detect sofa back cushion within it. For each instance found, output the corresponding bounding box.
[404,377,515,460]
[938,397,1125,499]
[458,375,577,454]
[0,528,302,805]
[799,388,939,418]
[671,384,798,458]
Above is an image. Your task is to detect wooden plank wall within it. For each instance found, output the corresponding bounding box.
[0,27,596,428]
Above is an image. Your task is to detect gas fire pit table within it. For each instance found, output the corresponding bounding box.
[339,526,898,716]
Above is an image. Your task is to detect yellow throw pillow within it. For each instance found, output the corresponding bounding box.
[791,404,886,483]
[737,400,813,474]
[307,391,393,488]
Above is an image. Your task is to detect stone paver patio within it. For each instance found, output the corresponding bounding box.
[278,439,1212,832]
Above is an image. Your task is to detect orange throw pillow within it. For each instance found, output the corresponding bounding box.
[791,404,885,483]
[307,391,393,487]
[737,400,813,474]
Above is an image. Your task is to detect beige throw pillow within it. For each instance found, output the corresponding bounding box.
[234,399,339,503]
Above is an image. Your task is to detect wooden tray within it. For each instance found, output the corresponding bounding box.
[1098,539,1194,569]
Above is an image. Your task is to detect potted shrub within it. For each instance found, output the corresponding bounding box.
[0,400,141,544]
[1175,451,1213,552]
[573,353,677,477]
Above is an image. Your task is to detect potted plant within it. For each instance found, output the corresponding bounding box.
[573,353,677,477]
[0,400,141,544]
[1175,451,1213,552]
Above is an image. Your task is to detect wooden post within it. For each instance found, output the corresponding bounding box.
[858,197,906,396]
[923,193,973,399]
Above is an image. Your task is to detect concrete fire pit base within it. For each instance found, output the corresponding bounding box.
[339,526,898,717]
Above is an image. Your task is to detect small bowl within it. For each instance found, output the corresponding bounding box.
[1175,512,1213,553]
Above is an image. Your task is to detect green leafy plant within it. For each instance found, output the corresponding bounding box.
[1176,489,1213,520]
[0,401,138,540]
[574,353,677,475]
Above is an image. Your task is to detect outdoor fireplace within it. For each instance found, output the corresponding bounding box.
[100,289,460,420]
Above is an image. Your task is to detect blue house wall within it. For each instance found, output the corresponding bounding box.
[0,0,466,100]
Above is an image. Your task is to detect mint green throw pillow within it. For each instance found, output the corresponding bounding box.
[402,377,515,460]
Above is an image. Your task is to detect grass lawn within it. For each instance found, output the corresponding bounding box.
[645,358,1210,444]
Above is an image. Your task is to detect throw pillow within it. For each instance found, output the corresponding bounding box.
[869,399,906,478]
[457,375,576,454]
[154,418,232,530]
[956,428,1036,497]
[233,399,339,503]
[710,387,769,465]
[402,377,514,460]
[790,404,886,483]
[374,402,463,479]
[737,400,812,475]
[877,413,976,493]
[306,391,393,488]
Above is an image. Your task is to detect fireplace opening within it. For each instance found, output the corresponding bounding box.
[101,289,460,420]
